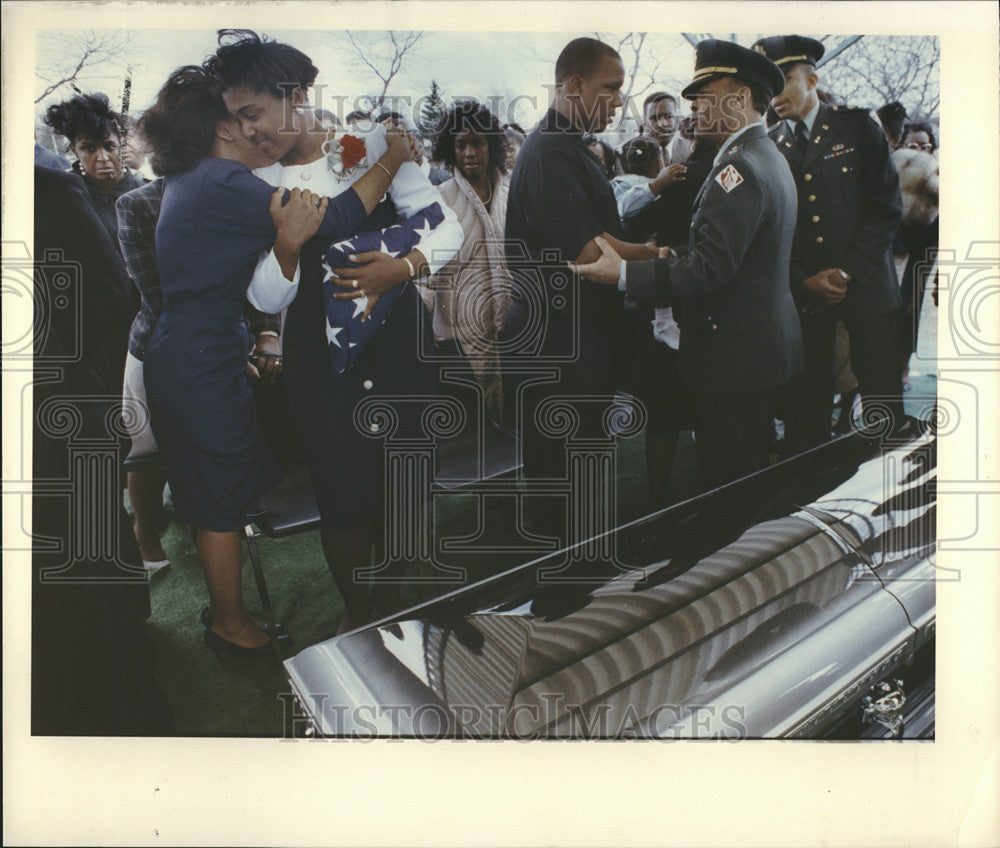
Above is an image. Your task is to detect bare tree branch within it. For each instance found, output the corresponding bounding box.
[342,30,426,110]
[35,47,97,104]
[820,36,939,120]
[35,30,136,105]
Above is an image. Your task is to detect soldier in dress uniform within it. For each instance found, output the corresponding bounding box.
[573,40,803,489]
[752,35,906,449]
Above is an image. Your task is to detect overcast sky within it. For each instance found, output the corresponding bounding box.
[34,28,708,136]
[36,28,931,141]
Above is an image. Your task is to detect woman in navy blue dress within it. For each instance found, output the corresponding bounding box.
[138,66,414,654]
[209,32,464,633]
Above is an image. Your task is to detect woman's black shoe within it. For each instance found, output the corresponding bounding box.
[200,607,288,640]
[203,627,274,658]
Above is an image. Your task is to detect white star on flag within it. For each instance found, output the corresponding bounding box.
[351,295,369,319]
[326,322,344,347]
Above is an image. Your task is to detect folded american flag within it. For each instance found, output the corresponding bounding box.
[321,202,445,375]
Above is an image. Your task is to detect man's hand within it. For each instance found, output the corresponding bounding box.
[329,251,411,320]
[568,236,623,285]
[800,268,847,313]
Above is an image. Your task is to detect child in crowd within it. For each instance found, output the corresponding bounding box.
[611,136,687,222]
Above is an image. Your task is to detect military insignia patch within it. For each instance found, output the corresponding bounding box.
[715,163,744,193]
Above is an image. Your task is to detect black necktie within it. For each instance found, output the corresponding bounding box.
[794,121,809,154]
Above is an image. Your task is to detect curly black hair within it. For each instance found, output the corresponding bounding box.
[43,92,126,151]
[205,29,318,98]
[432,100,507,176]
[137,65,230,176]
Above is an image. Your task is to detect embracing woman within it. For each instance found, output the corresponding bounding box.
[137,64,415,654]
[207,31,463,633]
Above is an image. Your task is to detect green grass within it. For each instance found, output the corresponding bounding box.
[145,429,697,735]
[146,295,938,735]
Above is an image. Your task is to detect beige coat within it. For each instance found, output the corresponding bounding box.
[420,170,512,422]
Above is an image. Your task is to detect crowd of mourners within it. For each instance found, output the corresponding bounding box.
[31,31,939,728]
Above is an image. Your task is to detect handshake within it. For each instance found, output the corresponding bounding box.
[569,237,673,285]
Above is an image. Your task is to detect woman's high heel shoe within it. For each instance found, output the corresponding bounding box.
[203,626,274,658]
[200,607,289,640]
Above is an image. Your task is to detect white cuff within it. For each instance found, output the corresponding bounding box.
[413,202,464,277]
[246,249,300,314]
[617,259,628,291]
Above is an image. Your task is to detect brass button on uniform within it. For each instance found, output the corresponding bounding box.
[804,173,812,181]
[363,379,373,390]
[816,236,824,244]
[808,195,816,202]
[841,166,848,173]
[812,215,820,223]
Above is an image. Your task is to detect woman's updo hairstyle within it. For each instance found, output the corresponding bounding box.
[137,65,230,176]
[43,92,126,151]
[620,136,661,176]
[206,29,319,98]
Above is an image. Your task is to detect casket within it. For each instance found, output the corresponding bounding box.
[285,423,936,739]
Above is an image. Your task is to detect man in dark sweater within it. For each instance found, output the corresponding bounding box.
[504,37,659,537]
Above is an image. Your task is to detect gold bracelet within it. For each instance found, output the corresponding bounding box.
[401,256,416,280]
[375,161,393,180]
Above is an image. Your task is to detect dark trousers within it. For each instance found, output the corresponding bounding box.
[787,311,904,448]
[693,387,773,491]
[513,326,616,537]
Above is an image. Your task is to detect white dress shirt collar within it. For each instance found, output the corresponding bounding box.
[787,99,821,138]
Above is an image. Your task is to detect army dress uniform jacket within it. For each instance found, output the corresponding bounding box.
[624,123,803,395]
[770,103,903,320]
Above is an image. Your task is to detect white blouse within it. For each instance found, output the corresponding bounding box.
[254,121,462,272]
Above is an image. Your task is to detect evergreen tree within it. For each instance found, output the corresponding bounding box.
[418,80,447,138]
